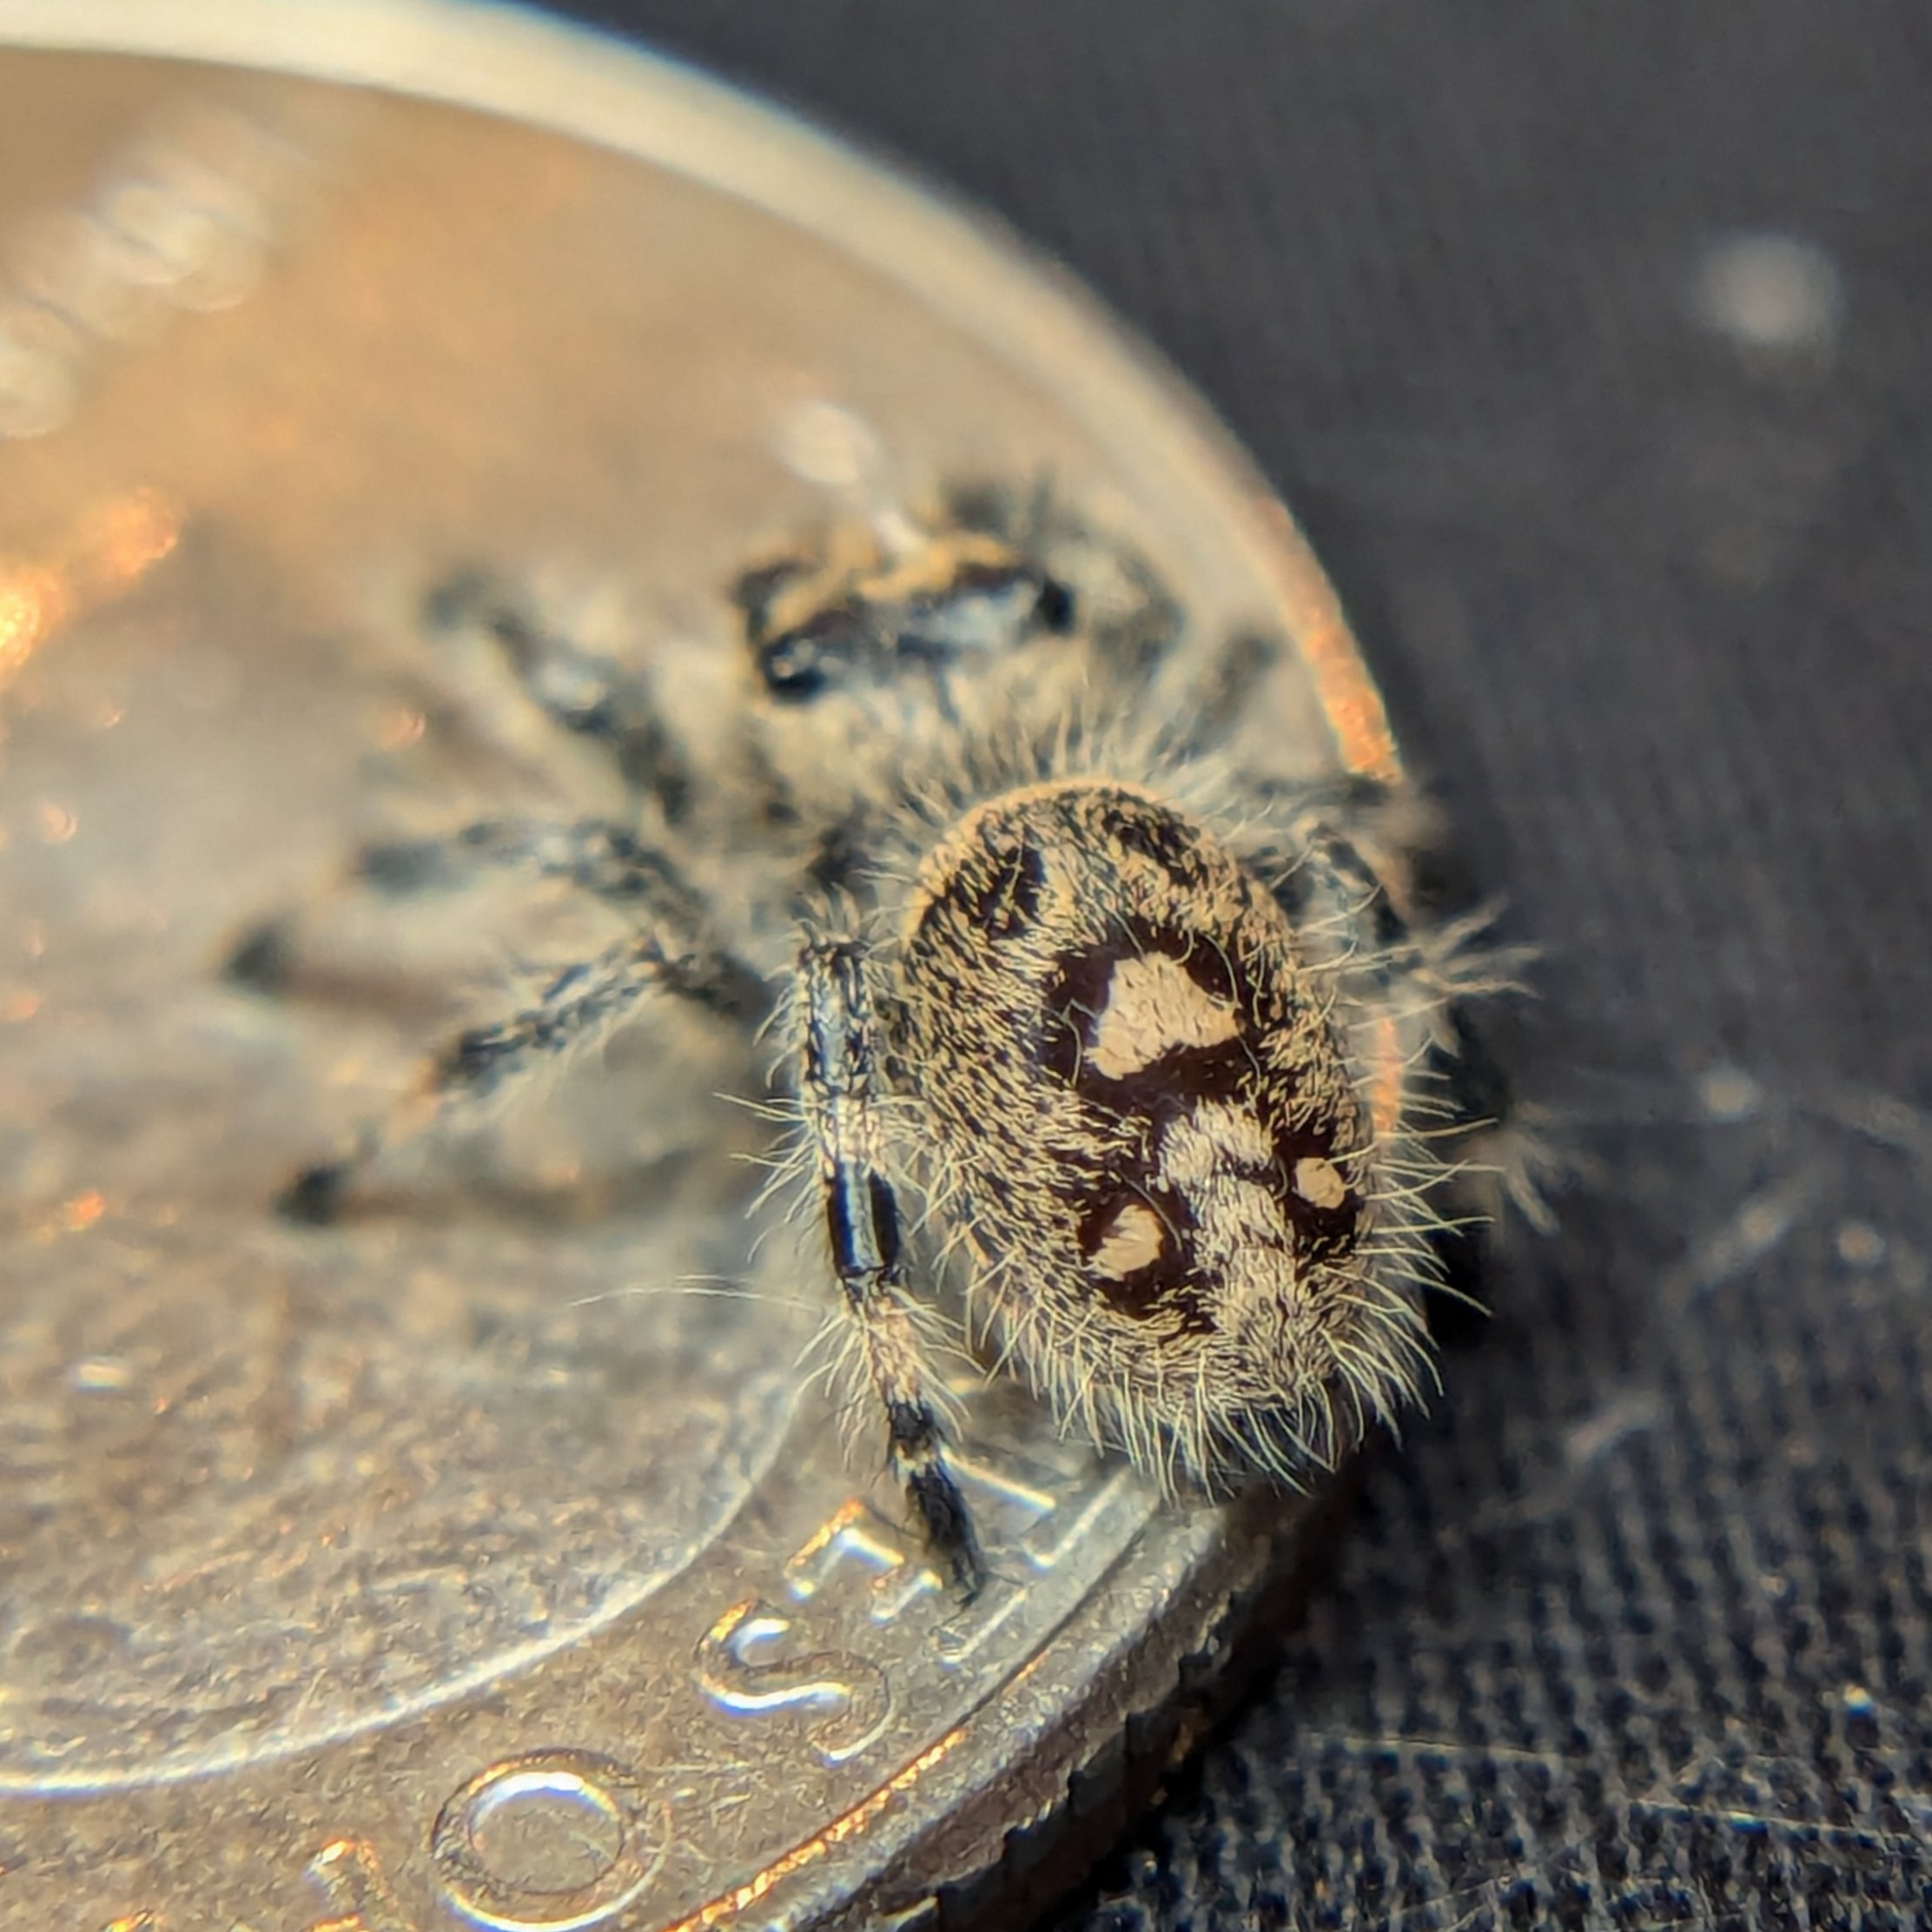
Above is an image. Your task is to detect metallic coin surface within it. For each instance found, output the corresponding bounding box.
[0,4,1398,1927]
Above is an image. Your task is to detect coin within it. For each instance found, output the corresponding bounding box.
[0,5,1399,1927]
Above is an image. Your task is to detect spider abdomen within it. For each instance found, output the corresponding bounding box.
[898,779,1399,1480]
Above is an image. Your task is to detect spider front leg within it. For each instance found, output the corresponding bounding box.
[794,936,985,1598]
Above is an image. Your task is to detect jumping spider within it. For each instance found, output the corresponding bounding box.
[229,484,1517,1596]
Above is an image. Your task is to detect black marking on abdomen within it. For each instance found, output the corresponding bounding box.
[1041,925,1247,1105]
[1040,922,1367,1327]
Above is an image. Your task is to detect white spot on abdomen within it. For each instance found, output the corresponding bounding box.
[1089,952,1238,1079]
[1294,1155,1346,1208]
[1090,1201,1167,1277]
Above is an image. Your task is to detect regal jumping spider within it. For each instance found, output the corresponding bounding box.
[229,484,1518,1596]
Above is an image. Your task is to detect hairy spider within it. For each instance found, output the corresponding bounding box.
[228,483,1518,1597]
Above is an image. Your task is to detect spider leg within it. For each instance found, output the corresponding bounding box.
[1154,628,1283,760]
[350,816,723,925]
[228,816,760,1009]
[274,832,764,1222]
[1254,775,1466,958]
[420,569,692,821]
[1259,779,1547,1293]
[795,936,985,1598]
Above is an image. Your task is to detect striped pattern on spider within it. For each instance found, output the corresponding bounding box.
[227,483,1523,1597]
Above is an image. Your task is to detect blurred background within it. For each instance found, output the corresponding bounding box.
[525,5,1932,1928]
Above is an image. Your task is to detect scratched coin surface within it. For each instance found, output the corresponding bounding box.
[0,5,1395,1928]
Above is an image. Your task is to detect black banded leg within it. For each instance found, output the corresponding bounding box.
[796,937,984,1598]
[1285,789,1547,1213]
[281,910,765,1224]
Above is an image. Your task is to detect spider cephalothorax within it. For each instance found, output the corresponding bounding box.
[230,485,1511,1594]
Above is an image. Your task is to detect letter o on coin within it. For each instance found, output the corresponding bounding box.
[431,1750,669,1930]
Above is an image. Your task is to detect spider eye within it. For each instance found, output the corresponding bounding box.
[1032,577,1076,632]
[758,606,865,700]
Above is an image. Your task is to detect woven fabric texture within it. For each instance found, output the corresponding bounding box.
[559,7,1932,1925]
